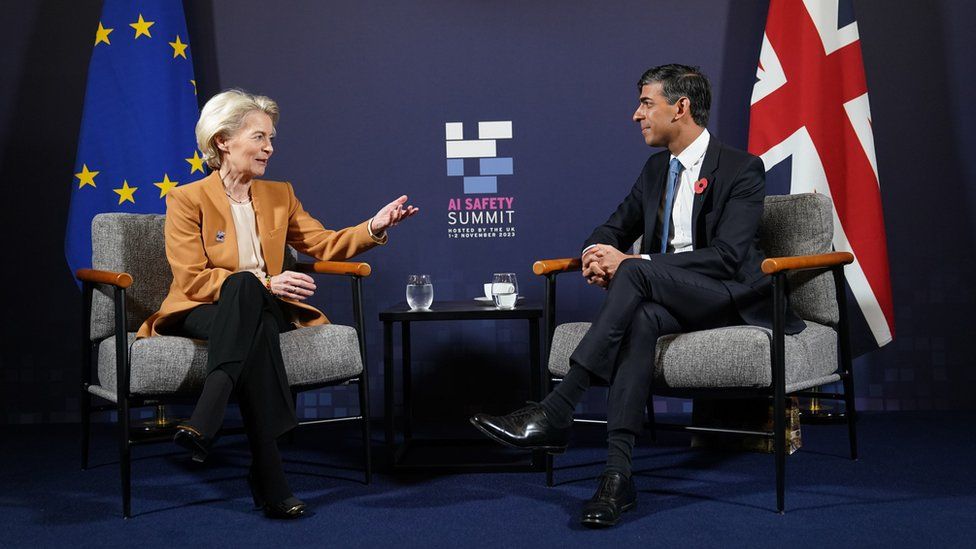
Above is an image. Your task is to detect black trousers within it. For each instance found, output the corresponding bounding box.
[175,272,298,441]
[570,258,742,434]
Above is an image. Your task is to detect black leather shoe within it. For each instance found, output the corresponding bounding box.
[173,424,212,463]
[580,472,636,528]
[247,468,306,519]
[262,497,307,520]
[469,402,570,453]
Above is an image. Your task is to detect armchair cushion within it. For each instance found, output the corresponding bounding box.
[758,193,838,326]
[89,214,169,340]
[91,324,363,402]
[548,321,839,393]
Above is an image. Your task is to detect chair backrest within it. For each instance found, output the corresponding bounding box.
[90,214,170,340]
[89,213,298,340]
[758,193,838,326]
[631,193,838,325]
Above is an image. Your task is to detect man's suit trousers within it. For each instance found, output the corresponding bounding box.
[570,258,742,434]
[175,272,298,442]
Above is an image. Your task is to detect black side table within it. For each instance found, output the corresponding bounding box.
[380,300,543,471]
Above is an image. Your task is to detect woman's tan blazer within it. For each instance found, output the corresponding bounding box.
[137,171,384,338]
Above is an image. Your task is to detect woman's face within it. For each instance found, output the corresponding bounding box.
[218,111,275,178]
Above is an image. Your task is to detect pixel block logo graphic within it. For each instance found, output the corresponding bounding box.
[445,121,513,194]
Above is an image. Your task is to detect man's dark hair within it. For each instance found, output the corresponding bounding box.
[638,64,712,127]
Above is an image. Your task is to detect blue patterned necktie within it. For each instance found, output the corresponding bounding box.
[660,157,683,253]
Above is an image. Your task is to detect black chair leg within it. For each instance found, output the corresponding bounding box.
[544,377,557,487]
[118,402,131,519]
[774,396,786,514]
[843,376,859,460]
[81,389,91,470]
[771,272,787,514]
[646,395,657,443]
[834,264,858,460]
[286,390,299,445]
[359,378,372,485]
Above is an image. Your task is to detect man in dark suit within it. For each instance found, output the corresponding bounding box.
[471,64,804,528]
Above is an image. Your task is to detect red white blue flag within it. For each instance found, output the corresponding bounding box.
[748,0,894,351]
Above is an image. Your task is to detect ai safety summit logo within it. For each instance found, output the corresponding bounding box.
[444,121,516,239]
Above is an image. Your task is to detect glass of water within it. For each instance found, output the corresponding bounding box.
[491,272,518,310]
[406,274,433,311]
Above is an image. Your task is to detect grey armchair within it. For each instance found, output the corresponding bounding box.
[534,192,857,513]
[77,213,373,518]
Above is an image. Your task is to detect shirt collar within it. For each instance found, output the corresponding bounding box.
[670,128,710,171]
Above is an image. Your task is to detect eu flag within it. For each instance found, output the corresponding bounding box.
[65,0,202,278]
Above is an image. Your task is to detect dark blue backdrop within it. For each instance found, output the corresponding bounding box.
[195,0,774,419]
[1,0,974,423]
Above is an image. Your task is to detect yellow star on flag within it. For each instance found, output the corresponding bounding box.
[75,164,99,188]
[94,22,113,46]
[113,180,138,204]
[169,35,188,59]
[130,14,154,39]
[190,79,197,95]
[186,150,205,174]
[154,173,179,197]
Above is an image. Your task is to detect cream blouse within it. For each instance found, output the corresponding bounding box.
[229,200,267,279]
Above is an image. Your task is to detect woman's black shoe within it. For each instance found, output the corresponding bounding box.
[173,424,212,463]
[247,467,306,519]
[262,496,306,519]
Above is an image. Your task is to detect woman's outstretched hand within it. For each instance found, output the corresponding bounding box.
[371,195,419,235]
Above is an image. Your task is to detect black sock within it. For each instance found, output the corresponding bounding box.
[604,429,636,479]
[250,438,293,503]
[540,365,592,428]
[187,369,233,439]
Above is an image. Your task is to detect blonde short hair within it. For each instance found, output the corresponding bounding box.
[195,89,280,169]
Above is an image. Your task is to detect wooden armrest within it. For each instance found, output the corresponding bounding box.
[76,268,133,289]
[761,252,854,274]
[295,261,372,277]
[532,257,582,276]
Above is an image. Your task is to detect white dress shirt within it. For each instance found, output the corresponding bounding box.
[662,128,710,255]
[636,129,710,259]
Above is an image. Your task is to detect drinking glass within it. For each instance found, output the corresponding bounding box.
[406,274,433,311]
[491,272,518,310]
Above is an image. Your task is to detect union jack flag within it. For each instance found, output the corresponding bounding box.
[748,0,893,352]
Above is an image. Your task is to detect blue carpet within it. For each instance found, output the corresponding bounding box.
[2,412,974,547]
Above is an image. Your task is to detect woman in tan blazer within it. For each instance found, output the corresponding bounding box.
[138,89,417,519]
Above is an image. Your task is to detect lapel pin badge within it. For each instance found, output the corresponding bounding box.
[216,230,225,242]
[694,178,709,195]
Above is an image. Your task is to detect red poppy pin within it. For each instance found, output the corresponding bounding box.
[694,178,709,194]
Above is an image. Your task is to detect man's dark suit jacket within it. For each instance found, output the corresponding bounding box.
[584,136,805,334]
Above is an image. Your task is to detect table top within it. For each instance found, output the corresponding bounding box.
[379,299,542,321]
